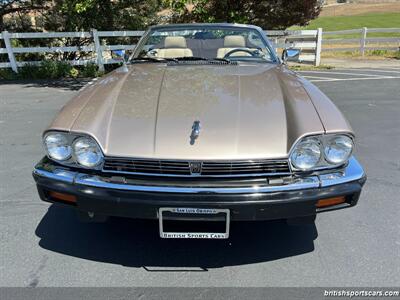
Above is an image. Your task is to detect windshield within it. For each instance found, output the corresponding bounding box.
[133,25,276,63]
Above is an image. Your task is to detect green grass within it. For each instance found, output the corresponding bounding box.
[322,49,400,59]
[291,12,400,39]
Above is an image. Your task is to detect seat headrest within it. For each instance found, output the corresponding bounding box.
[164,36,187,48]
[224,35,246,47]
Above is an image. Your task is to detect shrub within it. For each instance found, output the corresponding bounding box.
[0,68,18,80]
[69,67,80,78]
[18,63,43,79]
[55,61,73,78]
[1,61,111,80]
[17,61,74,79]
[39,61,59,78]
[80,63,101,78]
[41,61,73,78]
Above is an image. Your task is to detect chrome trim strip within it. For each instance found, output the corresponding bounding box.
[33,168,76,184]
[74,174,320,194]
[104,157,289,162]
[33,157,365,194]
[100,169,292,178]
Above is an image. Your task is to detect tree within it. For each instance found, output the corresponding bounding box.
[1,0,163,32]
[38,0,163,60]
[0,0,47,31]
[43,0,162,32]
[165,0,322,30]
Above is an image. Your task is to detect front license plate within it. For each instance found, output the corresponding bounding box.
[158,207,230,239]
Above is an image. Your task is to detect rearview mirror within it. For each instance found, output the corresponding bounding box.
[282,48,301,63]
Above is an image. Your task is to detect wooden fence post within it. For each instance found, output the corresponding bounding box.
[360,27,367,57]
[92,29,104,72]
[2,31,18,73]
[274,37,278,53]
[315,28,322,66]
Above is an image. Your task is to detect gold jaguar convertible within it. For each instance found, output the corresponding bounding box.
[33,23,366,239]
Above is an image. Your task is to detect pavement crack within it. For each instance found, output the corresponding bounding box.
[26,255,48,287]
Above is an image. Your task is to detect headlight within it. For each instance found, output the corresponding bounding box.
[44,133,71,161]
[324,135,353,164]
[290,138,321,170]
[73,137,103,167]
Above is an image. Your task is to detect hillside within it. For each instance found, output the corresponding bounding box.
[297,12,400,31]
[320,2,400,17]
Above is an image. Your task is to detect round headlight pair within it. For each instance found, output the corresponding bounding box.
[290,135,353,171]
[44,133,103,168]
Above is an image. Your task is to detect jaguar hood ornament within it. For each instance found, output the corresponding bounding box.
[190,120,201,145]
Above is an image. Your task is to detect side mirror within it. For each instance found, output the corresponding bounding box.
[112,49,126,61]
[282,48,301,63]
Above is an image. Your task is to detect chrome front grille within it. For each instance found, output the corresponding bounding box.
[102,157,291,177]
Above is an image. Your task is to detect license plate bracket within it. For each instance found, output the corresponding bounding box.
[158,207,230,239]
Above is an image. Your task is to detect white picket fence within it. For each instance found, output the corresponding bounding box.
[0,28,323,72]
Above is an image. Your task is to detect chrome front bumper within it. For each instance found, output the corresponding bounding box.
[33,157,365,194]
[32,156,366,220]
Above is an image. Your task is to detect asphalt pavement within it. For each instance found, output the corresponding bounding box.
[0,69,399,288]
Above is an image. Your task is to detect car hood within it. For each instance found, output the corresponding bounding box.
[49,63,348,160]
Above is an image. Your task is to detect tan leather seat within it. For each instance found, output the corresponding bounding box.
[217,35,252,58]
[154,36,193,59]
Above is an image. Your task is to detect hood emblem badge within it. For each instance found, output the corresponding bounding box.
[189,162,202,175]
[190,120,201,145]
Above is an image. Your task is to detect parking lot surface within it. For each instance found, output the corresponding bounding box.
[1,68,399,287]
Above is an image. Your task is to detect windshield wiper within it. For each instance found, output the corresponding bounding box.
[174,56,209,61]
[131,57,178,63]
[211,57,231,63]
[173,56,234,64]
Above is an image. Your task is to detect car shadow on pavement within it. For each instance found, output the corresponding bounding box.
[35,204,318,269]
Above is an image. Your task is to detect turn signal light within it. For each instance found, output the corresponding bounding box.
[48,191,77,204]
[316,196,345,208]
